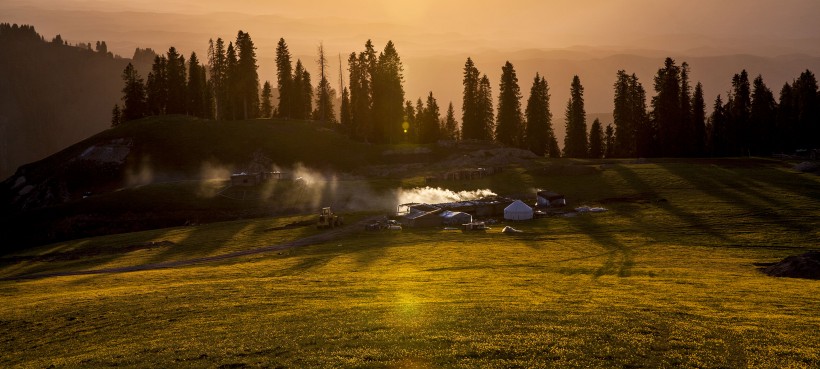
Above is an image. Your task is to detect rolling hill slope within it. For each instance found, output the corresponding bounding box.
[0,116,383,248]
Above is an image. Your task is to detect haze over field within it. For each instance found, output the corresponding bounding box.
[4,0,820,115]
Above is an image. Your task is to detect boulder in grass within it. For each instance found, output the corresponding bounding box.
[763,251,820,280]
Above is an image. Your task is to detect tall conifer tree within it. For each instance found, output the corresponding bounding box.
[313,42,336,123]
[525,73,554,157]
[709,95,728,156]
[443,102,459,140]
[187,52,208,118]
[679,62,693,155]
[749,75,777,155]
[495,61,524,148]
[728,70,751,155]
[651,58,682,157]
[275,38,294,118]
[208,38,227,120]
[146,55,168,116]
[793,70,819,150]
[225,42,238,120]
[340,87,352,132]
[234,31,259,119]
[260,81,273,118]
[605,124,615,158]
[692,82,707,156]
[165,47,187,115]
[776,83,796,153]
[461,57,481,140]
[563,75,588,158]
[589,118,604,158]
[478,75,495,141]
[121,63,147,121]
[372,41,405,143]
[419,92,441,143]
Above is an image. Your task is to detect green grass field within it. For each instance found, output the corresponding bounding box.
[1,159,819,368]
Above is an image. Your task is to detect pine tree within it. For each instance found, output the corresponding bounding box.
[793,70,819,150]
[728,70,751,155]
[419,92,441,143]
[313,42,336,123]
[605,124,615,158]
[776,83,796,153]
[120,63,147,121]
[348,52,368,139]
[111,104,122,127]
[372,40,405,143]
[613,71,648,157]
[146,55,168,116]
[348,42,377,141]
[692,82,707,156]
[235,31,259,119]
[415,98,425,142]
[225,42,238,120]
[749,75,777,156]
[651,57,683,157]
[340,87,352,132]
[613,70,632,157]
[709,95,728,156]
[629,74,652,157]
[563,75,588,158]
[495,61,524,148]
[443,102,459,140]
[208,38,227,120]
[275,38,294,118]
[187,52,208,118]
[679,62,693,155]
[525,73,553,157]
[404,100,417,142]
[165,47,187,115]
[260,81,273,118]
[461,57,482,140]
[589,118,604,158]
[478,75,495,141]
[292,60,313,120]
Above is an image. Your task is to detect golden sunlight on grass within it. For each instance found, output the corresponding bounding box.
[1,160,819,367]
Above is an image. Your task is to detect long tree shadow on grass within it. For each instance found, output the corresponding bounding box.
[564,214,635,278]
[610,164,733,243]
[656,161,819,238]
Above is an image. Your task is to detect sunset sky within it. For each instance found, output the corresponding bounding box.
[4,0,820,124]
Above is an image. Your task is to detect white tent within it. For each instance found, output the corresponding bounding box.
[504,200,533,220]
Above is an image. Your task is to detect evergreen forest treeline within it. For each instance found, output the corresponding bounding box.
[115,31,820,158]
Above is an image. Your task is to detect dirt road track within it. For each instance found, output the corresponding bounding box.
[3,216,380,281]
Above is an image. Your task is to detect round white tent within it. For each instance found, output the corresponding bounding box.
[504,200,533,220]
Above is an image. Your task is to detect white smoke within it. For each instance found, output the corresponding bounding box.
[197,161,232,198]
[124,156,154,187]
[396,186,497,205]
[241,163,497,213]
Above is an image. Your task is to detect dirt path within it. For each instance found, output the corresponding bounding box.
[3,216,381,281]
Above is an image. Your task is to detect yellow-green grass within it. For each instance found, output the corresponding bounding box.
[1,159,819,368]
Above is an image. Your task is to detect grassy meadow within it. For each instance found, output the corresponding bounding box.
[1,158,819,368]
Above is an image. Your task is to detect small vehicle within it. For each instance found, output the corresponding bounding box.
[365,219,402,231]
[317,207,343,229]
[462,221,489,232]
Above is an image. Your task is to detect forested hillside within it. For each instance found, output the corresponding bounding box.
[0,24,152,178]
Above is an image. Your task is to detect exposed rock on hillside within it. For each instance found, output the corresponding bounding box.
[762,251,820,280]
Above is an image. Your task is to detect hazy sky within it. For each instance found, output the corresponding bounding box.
[7,0,820,53]
[4,0,820,125]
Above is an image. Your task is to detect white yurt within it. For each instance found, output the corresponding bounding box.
[504,200,534,220]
